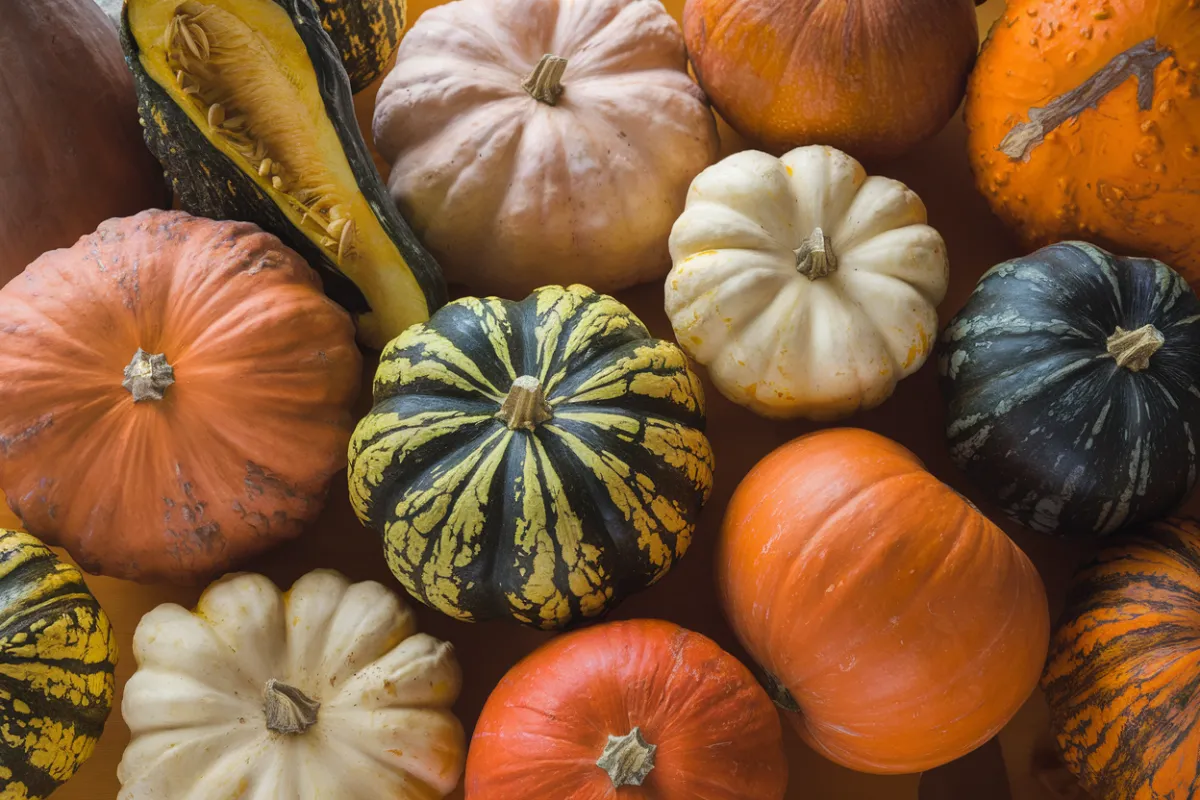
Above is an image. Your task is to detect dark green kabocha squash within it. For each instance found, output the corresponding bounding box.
[349,285,715,630]
[0,529,118,799]
[939,241,1200,537]
[121,0,444,349]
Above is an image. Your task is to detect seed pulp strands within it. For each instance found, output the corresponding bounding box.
[163,2,357,261]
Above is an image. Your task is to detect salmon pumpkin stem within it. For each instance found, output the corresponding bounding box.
[122,348,175,402]
[596,727,657,788]
[522,54,568,105]
[497,375,553,430]
[1107,324,1164,371]
[796,227,838,279]
[999,38,1171,161]
[264,679,320,735]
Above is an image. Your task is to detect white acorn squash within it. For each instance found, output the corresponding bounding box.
[117,570,466,799]
[665,146,950,420]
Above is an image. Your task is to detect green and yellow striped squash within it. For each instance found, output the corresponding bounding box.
[349,284,715,630]
[0,529,118,799]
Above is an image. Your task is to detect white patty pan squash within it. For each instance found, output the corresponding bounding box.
[373,0,720,297]
[666,146,950,420]
[117,570,466,800]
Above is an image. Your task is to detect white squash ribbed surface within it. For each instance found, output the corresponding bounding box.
[666,146,949,420]
[118,570,465,800]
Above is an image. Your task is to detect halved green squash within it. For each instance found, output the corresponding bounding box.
[121,0,443,348]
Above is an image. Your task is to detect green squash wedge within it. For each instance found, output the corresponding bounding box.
[121,0,444,348]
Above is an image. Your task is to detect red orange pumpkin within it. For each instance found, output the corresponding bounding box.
[718,428,1050,774]
[466,619,788,799]
[0,210,361,582]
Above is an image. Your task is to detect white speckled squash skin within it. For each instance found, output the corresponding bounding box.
[939,242,1200,538]
[373,0,720,298]
[665,146,949,421]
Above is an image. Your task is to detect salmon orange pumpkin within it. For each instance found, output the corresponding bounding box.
[0,210,361,583]
[465,619,788,799]
[682,0,981,160]
[1044,517,1200,799]
[718,428,1050,774]
[967,0,1200,280]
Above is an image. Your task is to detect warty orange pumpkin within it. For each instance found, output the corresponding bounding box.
[1044,516,1200,799]
[682,0,981,161]
[0,210,361,583]
[718,428,1050,774]
[0,0,168,286]
[967,0,1200,280]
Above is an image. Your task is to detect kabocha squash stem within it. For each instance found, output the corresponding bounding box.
[122,348,175,402]
[522,54,568,105]
[596,728,657,788]
[264,679,320,735]
[496,376,552,430]
[795,227,838,279]
[1106,324,1164,372]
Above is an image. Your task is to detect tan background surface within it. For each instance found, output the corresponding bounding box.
[46,0,1138,797]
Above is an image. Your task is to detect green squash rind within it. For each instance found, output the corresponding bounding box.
[317,0,405,93]
[0,529,118,800]
[119,0,445,325]
[348,284,715,631]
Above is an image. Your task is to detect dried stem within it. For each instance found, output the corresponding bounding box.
[522,54,568,105]
[1107,324,1164,371]
[496,376,552,431]
[264,679,320,735]
[122,349,175,403]
[795,227,838,279]
[596,728,657,788]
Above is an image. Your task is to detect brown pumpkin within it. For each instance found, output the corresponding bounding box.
[0,210,361,582]
[682,0,980,161]
[967,0,1200,280]
[0,0,168,286]
[719,428,1050,774]
[1043,517,1200,799]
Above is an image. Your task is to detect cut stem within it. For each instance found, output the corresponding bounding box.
[497,376,552,431]
[999,38,1171,160]
[795,227,838,279]
[122,349,175,403]
[1107,324,1164,371]
[596,727,657,788]
[522,54,568,106]
[264,679,320,735]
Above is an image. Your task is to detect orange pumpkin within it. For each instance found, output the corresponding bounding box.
[967,0,1200,280]
[0,492,21,531]
[718,428,1050,774]
[682,0,980,161]
[1044,517,1200,799]
[0,0,168,286]
[0,210,361,582]
[466,619,788,799]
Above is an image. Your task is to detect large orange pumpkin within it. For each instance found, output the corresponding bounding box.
[1043,517,1200,799]
[0,210,361,582]
[967,0,1200,280]
[0,0,167,286]
[682,0,981,161]
[718,428,1050,774]
[465,619,788,799]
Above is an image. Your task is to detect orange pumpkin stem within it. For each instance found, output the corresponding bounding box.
[263,679,320,735]
[999,38,1171,161]
[1107,323,1164,371]
[122,348,175,403]
[522,54,568,106]
[497,375,553,431]
[596,727,657,788]
[795,227,838,279]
